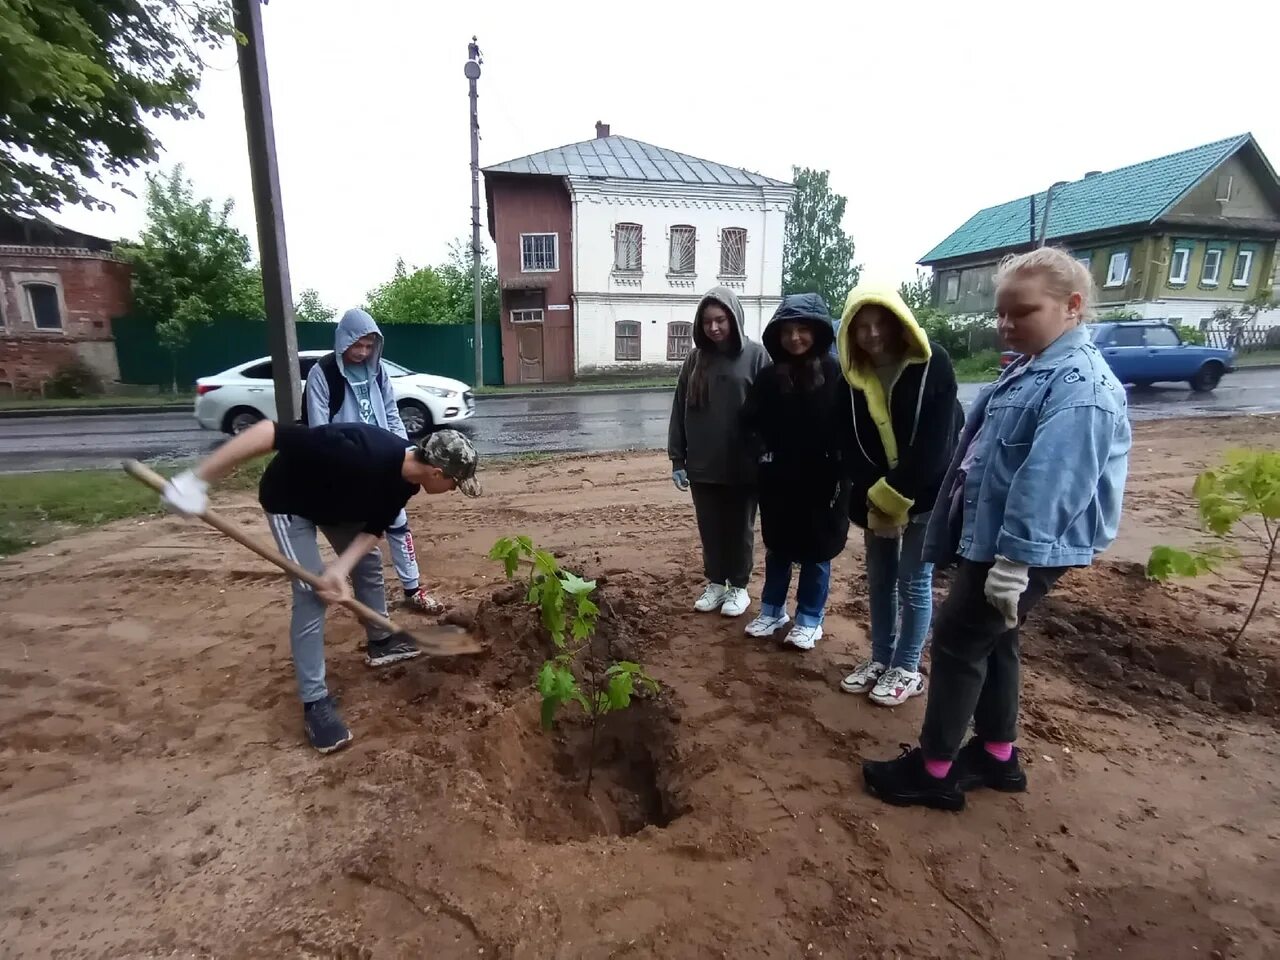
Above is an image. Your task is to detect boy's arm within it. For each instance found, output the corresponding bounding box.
[378,365,408,439]
[162,419,276,516]
[305,364,332,426]
[313,531,380,605]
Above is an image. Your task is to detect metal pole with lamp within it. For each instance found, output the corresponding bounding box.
[465,39,484,388]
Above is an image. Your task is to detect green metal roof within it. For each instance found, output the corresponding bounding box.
[919,134,1253,264]
[484,135,790,188]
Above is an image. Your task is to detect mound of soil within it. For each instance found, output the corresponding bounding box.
[1022,562,1280,718]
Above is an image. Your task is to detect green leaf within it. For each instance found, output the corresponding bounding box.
[1146,545,1214,581]
[559,570,597,597]
[605,670,634,710]
[536,661,558,696]
[540,696,561,730]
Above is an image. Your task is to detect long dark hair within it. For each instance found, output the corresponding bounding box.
[775,353,825,393]
[688,300,739,409]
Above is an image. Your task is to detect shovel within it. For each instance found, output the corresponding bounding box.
[122,459,481,657]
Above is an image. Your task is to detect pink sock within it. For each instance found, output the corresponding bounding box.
[923,758,953,779]
[984,741,1014,762]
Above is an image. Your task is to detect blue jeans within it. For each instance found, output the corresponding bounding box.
[864,515,934,671]
[761,551,831,628]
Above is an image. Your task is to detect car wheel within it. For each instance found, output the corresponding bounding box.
[398,400,433,439]
[225,407,264,435]
[1189,363,1224,393]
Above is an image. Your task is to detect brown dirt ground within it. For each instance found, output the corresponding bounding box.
[2,415,1279,960]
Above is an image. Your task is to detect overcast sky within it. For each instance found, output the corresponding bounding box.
[53,0,1280,309]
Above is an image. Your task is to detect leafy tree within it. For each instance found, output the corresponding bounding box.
[0,0,232,214]
[782,167,860,314]
[116,166,263,390]
[898,271,933,313]
[1148,450,1280,656]
[294,288,335,324]
[365,240,499,326]
[893,269,995,361]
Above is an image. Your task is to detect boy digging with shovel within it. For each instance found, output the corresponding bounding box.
[160,419,480,754]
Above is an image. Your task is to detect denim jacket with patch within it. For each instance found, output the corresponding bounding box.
[924,325,1131,568]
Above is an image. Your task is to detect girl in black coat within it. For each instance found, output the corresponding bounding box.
[741,294,851,651]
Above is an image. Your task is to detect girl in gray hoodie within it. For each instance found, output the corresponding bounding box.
[668,287,769,617]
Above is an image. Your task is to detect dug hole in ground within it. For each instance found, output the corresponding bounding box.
[2,416,1278,960]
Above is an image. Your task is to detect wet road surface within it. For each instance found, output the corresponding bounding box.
[1,368,1277,474]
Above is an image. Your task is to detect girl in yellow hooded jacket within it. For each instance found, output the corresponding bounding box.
[835,284,962,707]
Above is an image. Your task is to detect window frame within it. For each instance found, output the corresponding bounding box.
[718,227,748,278]
[510,308,544,325]
[13,275,66,332]
[519,233,559,273]
[614,320,641,361]
[668,224,696,276]
[1167,243,1192,286]
[1201,247,1224,287]
[943,273,960,303]
[667,321,694,361]
[1232,248,1254,288]
[1143,325,1181,348]
[613,223,643,273]
[1104,251,1130,289]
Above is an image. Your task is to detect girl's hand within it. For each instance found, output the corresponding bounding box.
[672,469,690,492]
[867,507,903,539]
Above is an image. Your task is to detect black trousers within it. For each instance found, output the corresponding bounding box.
[919,559,1065,760]
[689,482,758,589]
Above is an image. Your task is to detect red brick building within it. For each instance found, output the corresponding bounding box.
[0,214,131,395]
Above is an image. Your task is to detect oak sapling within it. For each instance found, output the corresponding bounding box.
[1147,450,1280,655]
[488,536,658,792]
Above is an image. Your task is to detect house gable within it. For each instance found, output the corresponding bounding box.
[1161,142,1280,228]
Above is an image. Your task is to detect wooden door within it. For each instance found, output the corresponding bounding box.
[516,324,544,383]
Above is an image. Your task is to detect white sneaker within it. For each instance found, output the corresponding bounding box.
[868,666,926,707]
[839,659,887,695]
[745,611,790,638]
[720,587,751,618]
[782,623,822,650]
[694,583,728,613]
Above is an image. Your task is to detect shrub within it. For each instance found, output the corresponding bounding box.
[44,359,102,399]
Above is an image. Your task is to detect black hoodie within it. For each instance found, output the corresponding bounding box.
[742,293,852,563]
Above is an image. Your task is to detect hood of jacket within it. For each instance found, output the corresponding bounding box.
[762,293,835,363]
[334,308,385,378]
[692,286,748,355]
[836,284,930,389]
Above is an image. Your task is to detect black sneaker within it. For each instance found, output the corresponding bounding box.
[862,746,965,811]
[365,631,422,667]
[302,696,353,755]
[955,738,1028,793]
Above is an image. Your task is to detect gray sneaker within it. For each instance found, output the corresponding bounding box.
[365,632,422,667]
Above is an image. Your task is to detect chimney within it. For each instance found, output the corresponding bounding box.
[595,121,611,139]
[1084,170,1102,178]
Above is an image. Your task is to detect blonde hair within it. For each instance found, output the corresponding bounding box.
[995,247,1095,324]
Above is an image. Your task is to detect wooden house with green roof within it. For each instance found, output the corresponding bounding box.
[919,134,1280,328]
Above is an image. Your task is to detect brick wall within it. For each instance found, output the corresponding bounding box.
[0,247,131,393]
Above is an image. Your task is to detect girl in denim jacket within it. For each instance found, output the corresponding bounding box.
[863,247,1132,811]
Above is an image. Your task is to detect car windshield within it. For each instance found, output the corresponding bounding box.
[1087,324,1106,342]
[382,360,414,377]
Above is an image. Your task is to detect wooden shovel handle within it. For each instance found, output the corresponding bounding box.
[121,459,399,634]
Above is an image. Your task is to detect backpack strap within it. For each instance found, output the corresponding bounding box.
[320,353,344,421]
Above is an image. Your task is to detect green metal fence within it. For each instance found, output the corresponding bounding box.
[111,316,503,388]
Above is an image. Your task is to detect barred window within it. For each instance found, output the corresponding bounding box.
[615,320,641,360]
[719,227,746,277]
[667,321,693,361]
[520,233,558,272]
[614,223,643,272]
[668,225,696,274]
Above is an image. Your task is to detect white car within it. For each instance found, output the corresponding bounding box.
[194,350,476,438]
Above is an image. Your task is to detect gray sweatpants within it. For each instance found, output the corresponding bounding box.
[266,513,391,704]
[385,509,421,593]
[689,482,758,589]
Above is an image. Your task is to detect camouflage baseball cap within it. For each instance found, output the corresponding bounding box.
[418,429,481,497]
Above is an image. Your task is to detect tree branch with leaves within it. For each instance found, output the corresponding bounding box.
[782,167,860,314]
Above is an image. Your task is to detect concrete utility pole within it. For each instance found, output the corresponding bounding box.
[233,0,300,422]
[465,38,484,388]
[1037,181,1069,248]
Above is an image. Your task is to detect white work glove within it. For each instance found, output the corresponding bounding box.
[161,469,209,517]
[672,468,690,492]
[984,556,1030,629]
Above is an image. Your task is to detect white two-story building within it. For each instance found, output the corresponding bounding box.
[484,124,792,383]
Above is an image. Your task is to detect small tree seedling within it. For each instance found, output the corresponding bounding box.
[489,536,658,793]
[1148,449,1280,655]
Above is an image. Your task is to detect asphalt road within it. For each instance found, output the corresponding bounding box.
[1,367,1278,474]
